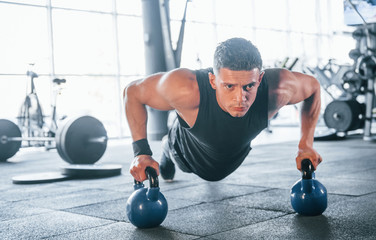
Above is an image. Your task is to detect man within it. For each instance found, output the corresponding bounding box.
[124,37,322,182]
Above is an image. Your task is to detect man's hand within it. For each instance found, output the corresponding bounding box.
[129,155,160,182]
[296,145,322,170]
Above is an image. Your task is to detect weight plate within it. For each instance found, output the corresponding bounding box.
[324,101,353,132]
[346,100,365,130]
[324,100,364,132]
[57,116,108,164]
[12,172,71,184]
[60,164,122,178]
[55,118,70,163]
[0,119,22,162]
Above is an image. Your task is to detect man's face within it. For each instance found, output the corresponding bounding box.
[209,68,264,117]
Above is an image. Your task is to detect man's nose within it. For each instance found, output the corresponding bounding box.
[234,88,247,102]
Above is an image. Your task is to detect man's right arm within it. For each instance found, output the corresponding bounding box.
[123,72,173,182]
[123,68,197,182]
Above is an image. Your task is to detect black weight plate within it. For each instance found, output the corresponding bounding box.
[346,100,365,130]
[0,119,22,162]
[12,172,71,184]
[55,118,71,163]
[64,116,107,164]
[58,116,107,164]
[60,164,122,179]
[324,101,353,132]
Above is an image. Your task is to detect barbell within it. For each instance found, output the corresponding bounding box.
[0,116,108,164]
[0,136,106,144]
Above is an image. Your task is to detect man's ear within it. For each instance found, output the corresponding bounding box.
[258,71,265,83]
[208,72,217,89]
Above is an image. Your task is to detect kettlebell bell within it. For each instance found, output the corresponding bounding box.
[126,167,168,228]
[290,159,327,216]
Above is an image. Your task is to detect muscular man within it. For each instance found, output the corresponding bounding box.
[124,37,322,182]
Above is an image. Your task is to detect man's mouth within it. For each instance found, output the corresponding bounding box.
[233,107,247,111]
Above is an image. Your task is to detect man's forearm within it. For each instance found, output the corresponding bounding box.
[124,83,148,141]
[299,85,321,148]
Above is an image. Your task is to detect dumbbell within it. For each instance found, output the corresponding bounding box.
[290,159,327,216]
[0,116,107,164]
[126,167,168,228]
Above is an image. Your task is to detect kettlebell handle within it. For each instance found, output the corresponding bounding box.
[301,159,314,179]
[134,167,159,188]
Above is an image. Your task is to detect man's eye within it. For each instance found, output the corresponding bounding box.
[225,84,233,89]
[244,84,255,91]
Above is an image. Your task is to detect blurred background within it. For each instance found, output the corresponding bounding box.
[0,0,371,139]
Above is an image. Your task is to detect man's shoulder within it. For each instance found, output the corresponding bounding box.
[169,67,213,80]
[158,68,199,111]
[159,68,199,105]
[165,68,197,83]
[263,68,283,80]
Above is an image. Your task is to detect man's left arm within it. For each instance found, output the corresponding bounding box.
[267,68,322,170]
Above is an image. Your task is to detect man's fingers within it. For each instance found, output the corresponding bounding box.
[130,166,147,182]
[134,172,147,182]
[130,168,139,182]
[151,162,160,176]
[315,155,323,170]
[139,172,147,182]
[296,159,302,170]
[129,156,160,181]
[311,157,323,170]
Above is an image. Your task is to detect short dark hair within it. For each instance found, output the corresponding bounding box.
[213,38,262,74]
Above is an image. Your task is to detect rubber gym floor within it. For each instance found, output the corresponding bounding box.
[1,127,375,240]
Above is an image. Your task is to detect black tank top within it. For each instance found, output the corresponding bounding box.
[173,68,269,181]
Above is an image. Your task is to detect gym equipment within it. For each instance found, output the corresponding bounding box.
[126,167,168,228]
[346,20,376,140]
[55,116,107,164]
[18,70,44,137]
[17,68,67,147]
[323,100,365,132]
[0,119,22,162]
[61,164,122,178]
[12,164,122,184]
[0,116,107,163]
[341,70,365,95]
[314,128,345,141]
[12,172,72,184]
[290,159,327,216]
[306,35,374,139]
[306,60,357,99]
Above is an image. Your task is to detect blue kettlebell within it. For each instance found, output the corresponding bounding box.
[290,159,327,216]
[126,167,168,228]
